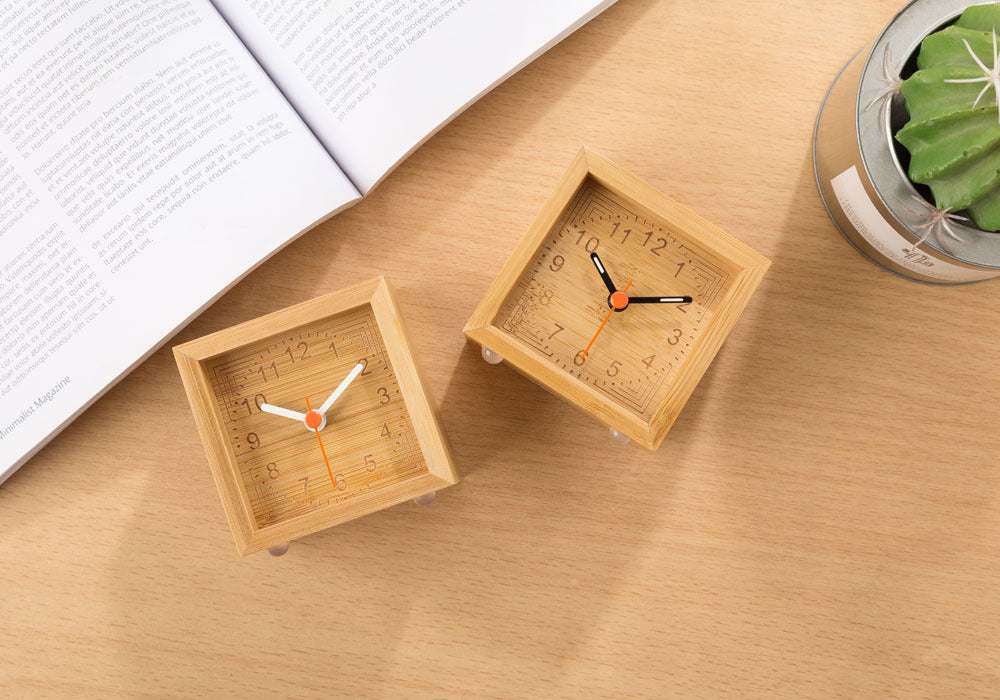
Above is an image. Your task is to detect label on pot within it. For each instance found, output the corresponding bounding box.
[832,166,998,283]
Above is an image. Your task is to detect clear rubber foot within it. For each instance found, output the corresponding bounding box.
[413,491,436,506]
[608,428,631,445]
[268,543,290,557]
[481,346,503,365]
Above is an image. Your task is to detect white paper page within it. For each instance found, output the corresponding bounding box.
[210,0,617,193]
[0,0,360,483]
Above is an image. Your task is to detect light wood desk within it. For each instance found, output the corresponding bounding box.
[3,1,1000,697]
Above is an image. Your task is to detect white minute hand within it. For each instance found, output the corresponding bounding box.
[320,362,365,415]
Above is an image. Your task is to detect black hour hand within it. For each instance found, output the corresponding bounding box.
[629,295,693,304]
[589,252,617,295]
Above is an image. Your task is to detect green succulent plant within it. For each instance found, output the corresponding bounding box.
[896,4,1000,231]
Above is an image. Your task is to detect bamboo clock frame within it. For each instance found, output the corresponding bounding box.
[464,148,770,449]
[174,277,458,555]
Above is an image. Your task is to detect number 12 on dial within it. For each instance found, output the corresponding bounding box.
[464,148,769,449]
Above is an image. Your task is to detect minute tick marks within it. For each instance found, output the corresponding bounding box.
[495,180,725,419]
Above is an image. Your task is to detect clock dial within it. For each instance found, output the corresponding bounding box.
[205,305,425,529]
[496,178,734,420]
[466,149,768,449]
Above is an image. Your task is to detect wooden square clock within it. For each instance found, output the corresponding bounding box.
[174,277,458,555]
[464,148,769,450]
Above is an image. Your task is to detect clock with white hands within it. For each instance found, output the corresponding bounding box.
[174,277,459,556]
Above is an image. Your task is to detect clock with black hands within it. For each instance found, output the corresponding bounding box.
[174,277,458,556]
[464,148,770,449]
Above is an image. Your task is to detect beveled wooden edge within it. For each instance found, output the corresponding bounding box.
[173,278,383,363]
[173,276,458,555]
[465,147,771,450]
[174,350,256,552]
[370,277,460,487]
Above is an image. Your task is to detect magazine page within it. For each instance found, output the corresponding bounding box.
[0,0,360,482]
[210,0,617,193]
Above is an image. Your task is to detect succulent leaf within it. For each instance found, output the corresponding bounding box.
[954,4,1000,32]
[917,26,997,69]
[968,183,1000,228]
[897,106,1000,181]
[899,65,994,123]
[895,3,1000,231]
[922,143,1000,211]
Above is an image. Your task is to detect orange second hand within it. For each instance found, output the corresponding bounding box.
[582,309,613,359]
[305,397,336,488]
[582,280,633,358]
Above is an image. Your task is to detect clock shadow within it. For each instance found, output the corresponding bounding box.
[415,339,698,677]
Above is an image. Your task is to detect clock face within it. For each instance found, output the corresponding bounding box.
[205,305,426,529]
[496,178,735,419]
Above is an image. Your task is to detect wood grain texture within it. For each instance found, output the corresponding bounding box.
[3,0,1000,697]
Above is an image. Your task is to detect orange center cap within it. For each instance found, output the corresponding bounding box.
[610,291,629,310]
[305,411,323,429]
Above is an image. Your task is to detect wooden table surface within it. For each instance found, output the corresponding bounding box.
[4,1,1000,697]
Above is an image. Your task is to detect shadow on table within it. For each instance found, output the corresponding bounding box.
[707,152,1000,693]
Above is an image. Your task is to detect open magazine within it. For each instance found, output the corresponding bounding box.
[0,0,617,483]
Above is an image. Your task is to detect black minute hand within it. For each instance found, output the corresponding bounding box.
[589,252,618,295]
[629,295,694,304]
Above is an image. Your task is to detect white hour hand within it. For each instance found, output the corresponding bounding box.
[320,362,365,414]
[259,403,308,423]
